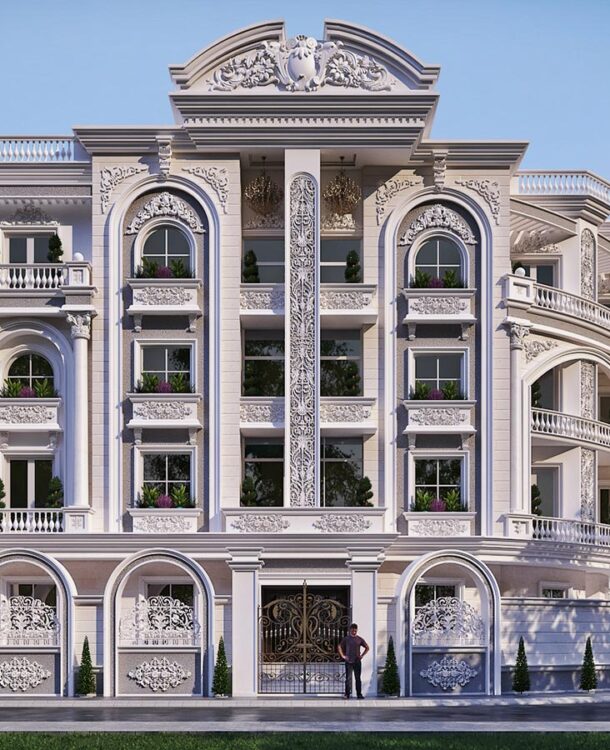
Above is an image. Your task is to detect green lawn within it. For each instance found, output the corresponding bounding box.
[0,735,607,750]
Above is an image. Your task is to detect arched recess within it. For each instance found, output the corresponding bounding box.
[0,548,77,696]
[394,549,501,696]
[381,188,494,534]
[102,549,215,697]
[105,175,221,532]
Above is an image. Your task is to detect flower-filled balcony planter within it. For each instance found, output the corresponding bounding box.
[320,284,377,326]
[402,399,475,448]
[127,278,202,332]
[402,511,476,537]
[126,393,202,444]
[401,288,476,340]
[0,397,61,434]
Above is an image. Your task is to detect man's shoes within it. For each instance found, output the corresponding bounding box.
[343,694,350,699]
[357,695,364,699]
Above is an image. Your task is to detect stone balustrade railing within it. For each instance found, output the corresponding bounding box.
[505,513,610,548]
[0,137,76,163]
[0,510,65,533]
[0,263,91,290]
[514,171,610,205]
[533,283,610,330]
[531,408,610,449]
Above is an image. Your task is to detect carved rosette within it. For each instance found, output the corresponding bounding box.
[0,405,54,424]
[375,177,422,225]
[312,514,372,533]
[126,192,204,234]
[183,166,229,214]
[132,514,192,534]
[420,656,478,691]
[580,448,595,522]
[230,514,290,533]
[132,401,191,421]
[408,408,468,427]
[409,518,471,537]
[0,657,51,692]
[128,657,191,692]
[581,362,595,420]
[240,287,285,311]
[399,204,476,246]
[320,403,373,423]
[523,337,558,363]
[132,287,192,306]
[100,165,147,213]
[240,401,285,423]
[409,296,468,315]
[288,174,318,507]
[320,288,375,310]
[580,229,595,300]
[455,178,500,224]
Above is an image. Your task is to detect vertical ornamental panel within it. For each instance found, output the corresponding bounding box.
[288,174,318,507]
[580,229,595,300]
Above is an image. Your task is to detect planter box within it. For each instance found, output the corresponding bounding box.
[127,278,202,332]
[320,284,377,326]
[403,512,476,537]
[401,288,476,340]
[402,400,475,448]
[128,508,202,534]
[127,393,202,442]
[0,398,61,433]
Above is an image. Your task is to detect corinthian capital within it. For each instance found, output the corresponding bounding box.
[66,313,91,340]
[507,322,530,350]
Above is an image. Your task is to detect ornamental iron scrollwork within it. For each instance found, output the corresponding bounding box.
[420,655,478,691]
[119,596,200,646]
[412,597,485,646]
[0,596,59,647]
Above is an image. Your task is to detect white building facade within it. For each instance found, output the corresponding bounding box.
[0,20,609,698]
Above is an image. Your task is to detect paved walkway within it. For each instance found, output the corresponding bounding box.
[1,693,610,732]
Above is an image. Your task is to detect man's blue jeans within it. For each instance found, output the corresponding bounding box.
[344,659,362,697]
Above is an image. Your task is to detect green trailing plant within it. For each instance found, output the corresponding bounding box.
[580,636,597,691]
[1,380,23,398]
[512,636,531,694]
[137,257,160,279]
[242,250,260,284]
[443,488,463,512]
[412,381,431,400]
[135,373,160,393]
[411,269,432,288]
[170,484,193,509]
[168,372,192,394]
[212,636,231,696]
[412,489,433,512]
[46,476,64,508]
[531,484,542,517]
[169,258,191,279]
[0,478,5,509]
[531,380,542,408]
[240,476,260,507]
[47,234,63,264]
[440,380,462,400]
[140,485,160,509]
[442,269,462,288]
[76,636,96,696]
[33,378,57,398]
[352,476,373,507]
[344,250,362,283]
[381,636,400,696]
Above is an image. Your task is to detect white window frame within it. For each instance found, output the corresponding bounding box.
[133,339,196,391]
[133,445,197,507]
[531,463,562,518]
[320,238,363,283]
[538,581,572,599]
[241,236,284,283]
[139,575,196,605]
[1,226,59,265]
[133,218,197,277]
[518,257,561,288]
[1,576,56,601]
[414,577,465,612]
[6,352,55,391]
[408,347,468,399]
[3,454,57,509]
[408,450,469,511]
[409,230,470,288]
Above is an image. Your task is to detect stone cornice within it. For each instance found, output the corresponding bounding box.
[412,140,528,169]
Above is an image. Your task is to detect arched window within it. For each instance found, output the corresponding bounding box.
[414,237,463,287]
[8,353,54,392]
[141,226,191,277]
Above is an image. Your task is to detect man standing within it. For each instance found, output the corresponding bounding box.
[338,622,370,699]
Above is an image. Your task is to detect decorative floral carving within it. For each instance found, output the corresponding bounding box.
[581,362,595,420]
[127,657,191,692]
[581,448,595,522]
[0,657,51,692]
[321,213,357,231]
[0,204,54,225]
[454,178,500,224]
[132,401,191,421]
[507,322,530,350]
[433,155,447,192]
[289,174,317,507]
[230,514,290,533]
[420,656,478,691]
[0,596,59,646]
[120,596,200,647]
[399,204,476,246]
[412,597,485,646]
[240,401,285,423]
[409,296,468,315]
[183,166,229,214]
[320,288,375,310]
[376,177,422,225]
[523,337,558,362]
[0,405,54,424]
[513,231,559,254]
[320,403,372,422]
[100,165,147,213]
[126,192,204,234]
[409,518,471,537]
[240,287,285,311]
[206,36,394,93]
[581,229,595,300]
[132,287,192,306]
[132,514,193,534]
[408,408,468,426]
[312,514,372,533]
[66,313,91,340]
[244,213,284,230]
[156,136,172,179]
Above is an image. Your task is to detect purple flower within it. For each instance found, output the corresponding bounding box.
[429,389,444,400]
[156,494,173,509]
[157,266,172,278]
[429,276,444,288]
[430,498,447,512]
[156,381,172,393]
[19,386,35,398]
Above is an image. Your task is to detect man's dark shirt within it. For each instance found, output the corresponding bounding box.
[339,634,368,664]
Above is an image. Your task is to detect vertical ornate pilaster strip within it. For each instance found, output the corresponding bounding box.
[580,362,595,420]
[580,229,595,300]
[287,173,318,506]
[581,448,595,522]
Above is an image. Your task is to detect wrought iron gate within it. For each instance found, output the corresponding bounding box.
[258,582,350,694]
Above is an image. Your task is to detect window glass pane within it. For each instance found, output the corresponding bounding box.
[243,239,284,263]
[436,585,457,599]
[143,229,166,257]
[166,228,190,257]
[243,361,284,396]
[143,454,167,482]
[415,460,437,486]
[600,489,610,525]
[322,438,362,463]
[533,467,557,517]
[9,238,27,264]
[244,333,284,357]
[415,356,438,381]
[320,331,361,358]
[532,370,555,410]
[438,238,461,266]
[31,354,53,377]
[322,461,359,506]
[244,461,283,506]
[34,237,51,264]
[8,355,30,378]
[167,347,190,374]
[142,347,167,373]
[599,397,610,425]
[10,461,28,508]
[438,459,461,485]
[542,588,566,599]
[34,460,53,508]
[536,265,555,286]
[320,361,361,397]
[415,240,436,266]
[244,440,284,460]
[167,454,190,481]
[320,266,348,283]
[321,239,361,262]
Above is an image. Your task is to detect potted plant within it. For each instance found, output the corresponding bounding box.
[344,250,362,283]
[512,636,530,694]
[212,636,231,697]
[381,636,400,696]
[46,476,64,509]
[242,250,260,283]
[76,636,96,697]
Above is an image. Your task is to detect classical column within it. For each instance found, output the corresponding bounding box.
[66,313,91,507]
[507,321,530,513]
[228,548,264,697]
[284,150,320,507]
[580,361,597,521]
[347,550,384,697]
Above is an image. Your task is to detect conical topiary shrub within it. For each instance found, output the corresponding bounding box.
[344,250,362,283]
[580,636,597,691]
[76,636,96,696]
[47,234,63,263]
[242,250,260,283]
[212,636,231,696]
[240,476,259,507]
[531,484,542,517]
[512,636,530,693]
[381,636,400,696]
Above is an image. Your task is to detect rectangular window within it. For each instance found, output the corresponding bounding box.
[147,583,194,606]
[414,583,457,610]
[320,330,362,397]
[542,587,567,599]
[138,345,192,392]
[320,438,363,507]
[521,263,556,287]
[243,439,283,507]
[413,353,463,399]
[143,453,191,499]
[599,396,610,425]
[10,583,57,608]
[242,239,284,283]
[531,369,556,410]
[600,488,610,525]
[320,239,362,284]
[9,459,53,509]
[415,458,462,503]
[243,331,285,396]
[8,235,53,265]
[531,466,558,517]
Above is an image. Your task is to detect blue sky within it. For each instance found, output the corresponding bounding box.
[2,0,609,177]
